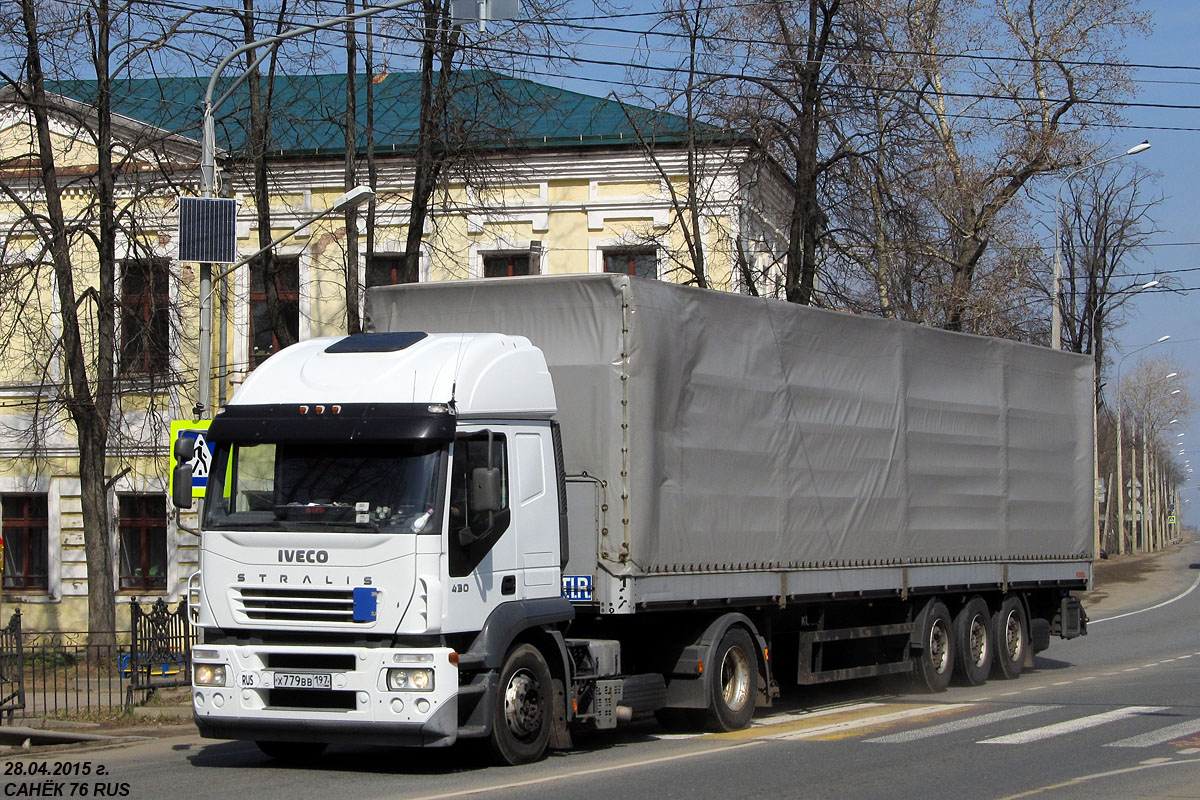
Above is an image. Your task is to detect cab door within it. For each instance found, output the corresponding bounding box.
[442,427,518,632]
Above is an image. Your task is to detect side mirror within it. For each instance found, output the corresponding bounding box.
[173,463,194,510]
[172,434,196,510]
[469,467,503,513]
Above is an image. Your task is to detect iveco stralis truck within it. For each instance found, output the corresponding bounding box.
[176,274,1091,765]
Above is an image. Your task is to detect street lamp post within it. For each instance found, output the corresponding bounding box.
[1052,141,1151,350]
[193,0,516,416]
[1114,334,1170,555]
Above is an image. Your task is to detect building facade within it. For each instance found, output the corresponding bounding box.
[0,73,790,631]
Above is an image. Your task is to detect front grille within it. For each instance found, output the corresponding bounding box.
[235,587,373,624]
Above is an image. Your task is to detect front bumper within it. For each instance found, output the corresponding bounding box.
[192,643,458,747]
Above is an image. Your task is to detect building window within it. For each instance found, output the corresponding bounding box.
[483,253,532,278]
[2,494,49,592]
[120,259,170,374]
[250,256,300,368]
[366,254,417,287]
[118,494,167,593]
[603,248,657,279]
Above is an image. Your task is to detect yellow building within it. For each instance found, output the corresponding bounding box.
[0,72,789,631]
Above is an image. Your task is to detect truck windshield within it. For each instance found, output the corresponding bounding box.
[203,440,446,533]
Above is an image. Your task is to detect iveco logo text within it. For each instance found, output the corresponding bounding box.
[278,549,329,563]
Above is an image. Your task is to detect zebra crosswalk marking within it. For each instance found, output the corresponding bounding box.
[1105,717,1200,748]
[979,706,1158,745]
[865,705,1060,744]
[766,703,972,741]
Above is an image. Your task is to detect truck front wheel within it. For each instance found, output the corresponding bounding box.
[490,644,553,765]
[697,627,757,732]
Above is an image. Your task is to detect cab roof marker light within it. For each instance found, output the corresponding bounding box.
[299,405,309,415]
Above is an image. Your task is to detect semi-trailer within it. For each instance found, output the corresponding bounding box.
[178,274,1090,765]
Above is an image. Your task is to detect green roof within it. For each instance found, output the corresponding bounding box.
[50,72,708,157]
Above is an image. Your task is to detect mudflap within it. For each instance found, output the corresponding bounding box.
[549,677,573,750]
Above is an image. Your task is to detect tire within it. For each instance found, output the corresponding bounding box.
[255,740,327,762]
[991,595,1029,680]
[698,627,757,732]
[953,597,992,686]
[913,599,954,692]
[489,643,553,766]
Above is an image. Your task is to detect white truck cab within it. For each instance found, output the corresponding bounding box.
[183,331,573,761]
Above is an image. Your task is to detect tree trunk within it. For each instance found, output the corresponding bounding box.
[403,0,460,283]
[20,0,118,642]
[344,3,361,334]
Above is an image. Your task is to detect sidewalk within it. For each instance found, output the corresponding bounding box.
[1081,529,1197,619]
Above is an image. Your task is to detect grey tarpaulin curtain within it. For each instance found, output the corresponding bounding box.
[368,274,1092,574]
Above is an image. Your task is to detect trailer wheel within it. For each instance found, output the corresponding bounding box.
[255,740,327,762]
[992,595,1029,680]
[697,627,757,732]
[490,644,553,765]
[953,597,992,686]
[913,599,954,692]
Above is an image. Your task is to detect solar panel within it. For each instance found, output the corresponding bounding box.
[178,197,237,264]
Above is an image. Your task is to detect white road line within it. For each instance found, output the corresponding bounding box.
[1106,717,1200,748]
[402,740,765,800]
[749,701,885,727]
[1090,570,1200,624]
[865,705,1060,744]
[979,706,1158,745]
[769,703,972,741]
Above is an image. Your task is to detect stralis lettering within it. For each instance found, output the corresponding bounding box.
[278,549,329,563]
[237,572,373,585]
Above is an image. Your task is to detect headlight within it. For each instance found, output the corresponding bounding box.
[387,668,434,691]
[194,663,227,687]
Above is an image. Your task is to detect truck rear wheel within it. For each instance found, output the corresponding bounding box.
[913,599,954,692]
[490,644,553,765]
[697,627,757,732]
[991,595,1029,680]
[953,596,992,686]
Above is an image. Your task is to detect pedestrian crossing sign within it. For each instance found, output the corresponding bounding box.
[1168,515,1177,525]
[169,419,215,498]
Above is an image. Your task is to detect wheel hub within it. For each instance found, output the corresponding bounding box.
[503,668,542,739]
[720,646,752,712]
[929,620,949,674]
[969,616,988,668]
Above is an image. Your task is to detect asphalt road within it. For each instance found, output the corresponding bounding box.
[4,542,1199,800]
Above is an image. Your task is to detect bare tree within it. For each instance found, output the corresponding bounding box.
[712,0,852,305]
[1054,164,1165,405]
[881,0,1148,332]
[1115,355,1193,552]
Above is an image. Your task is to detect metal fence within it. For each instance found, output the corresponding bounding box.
[126,598,192,705]
[0,599,193,723]
[0,612,24,722]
